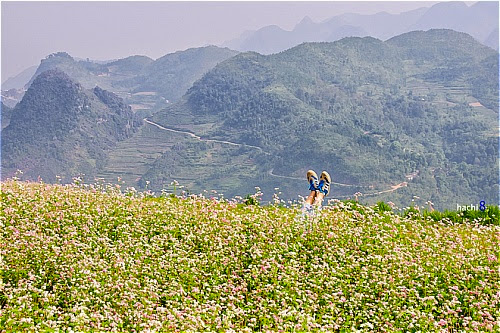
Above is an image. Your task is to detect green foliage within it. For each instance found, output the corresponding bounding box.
[151,29,498,211]
[25,47,239,117]
[415,206,499,225]
[387,29,499,110]
[105,55,154,73]
[404,207,422,218]
[375,201,392,212]
[338,199,367,215]
[1,70,141,182]
[243,194,260,206]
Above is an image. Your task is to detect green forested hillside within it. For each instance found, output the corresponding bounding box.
[150,29,498,210]
[1,70,142,182]
[387,30,498,109]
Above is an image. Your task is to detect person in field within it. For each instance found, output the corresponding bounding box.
[303,170,331,214]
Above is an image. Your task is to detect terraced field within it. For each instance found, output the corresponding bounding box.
[97,122,178,186]
[97,120,262,195]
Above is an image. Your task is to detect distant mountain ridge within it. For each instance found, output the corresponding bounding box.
[1,65,37,90]
[118,46,239,102]
[27,47,238,96]
[4,46,239,116]
[223,1,498,54]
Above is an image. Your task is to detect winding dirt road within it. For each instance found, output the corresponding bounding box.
[144,118,409,197]
[144,118,268,153]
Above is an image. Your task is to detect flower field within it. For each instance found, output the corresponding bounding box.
[1,180,499,332]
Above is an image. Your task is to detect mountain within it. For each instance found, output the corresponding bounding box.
[25,52,149,91]
[0,88,25,108]
[3,30,496,209]
[387,29,498,109]
[1,65,37,90]
[1,69,142,182]
[102,55,154,73]
[222,30,257,51]
[230,25,296,55]
[1,102,13,129]
[329,7,428,40]
[484,27,499,51]
[410,1,499,46]
[120,46,239,102]
[149,29,498,210]
[223,2,498,54]
[23,47,238,116]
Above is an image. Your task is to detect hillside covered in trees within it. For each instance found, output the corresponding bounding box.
[150,29,498,210]
[1,70,142,182]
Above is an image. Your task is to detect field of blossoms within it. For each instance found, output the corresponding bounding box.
[1,179,499,332]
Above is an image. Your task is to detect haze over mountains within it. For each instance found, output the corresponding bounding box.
[223,1,499,54]
[1,65,37,91]
[2,27,497,210]
[2,47,238,116]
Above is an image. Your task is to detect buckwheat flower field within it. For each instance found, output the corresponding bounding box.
[1,180,499,332]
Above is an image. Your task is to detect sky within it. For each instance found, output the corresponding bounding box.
[1,1,445,81]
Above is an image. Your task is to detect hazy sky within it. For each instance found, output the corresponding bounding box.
[1,1,444,81]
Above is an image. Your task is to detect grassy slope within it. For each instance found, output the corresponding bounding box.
[1,181,499,331]
[96,121,268,198]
